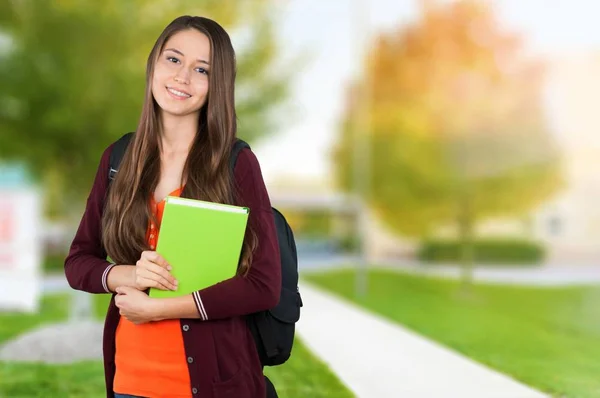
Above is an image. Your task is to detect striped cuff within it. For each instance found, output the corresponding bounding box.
[192,291,208,320]
[102,263,117,293]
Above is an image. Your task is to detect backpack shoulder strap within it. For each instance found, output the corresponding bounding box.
[108,134,245,182]
[230,138,251,172]
[108,132,134,182]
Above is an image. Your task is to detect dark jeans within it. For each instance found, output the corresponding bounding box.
[114,376,277,398]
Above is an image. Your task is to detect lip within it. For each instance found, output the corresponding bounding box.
[166,86,192,100]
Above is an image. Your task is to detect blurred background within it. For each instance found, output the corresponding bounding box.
[1,0,600,397]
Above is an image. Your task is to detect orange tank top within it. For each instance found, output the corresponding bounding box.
[113,187,192,398]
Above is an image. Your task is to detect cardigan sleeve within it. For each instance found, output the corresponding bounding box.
[191,148,281,321]
[64,144,117,294]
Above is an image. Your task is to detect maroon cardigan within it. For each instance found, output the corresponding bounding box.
[64,141,281,398]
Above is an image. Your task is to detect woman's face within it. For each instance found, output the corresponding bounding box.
[151,29,211,118]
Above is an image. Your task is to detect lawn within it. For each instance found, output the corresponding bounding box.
[305,268,600,398]
[0,294,353,398]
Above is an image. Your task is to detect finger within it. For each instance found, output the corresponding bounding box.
[115,296,127,308]
[139,260,178,288]
[137,267,177,290]
[138,275,173,291]
[143,251,171,270]
[137,258,174,282]
[116,286,132,295]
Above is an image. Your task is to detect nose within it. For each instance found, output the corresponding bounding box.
[174,69,190,84]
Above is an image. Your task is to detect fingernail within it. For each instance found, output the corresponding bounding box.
[174,280,179,285]
[167,266,172,271]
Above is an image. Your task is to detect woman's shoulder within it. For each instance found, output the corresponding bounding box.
[89,139,122,192]
[232,146,263,181]
[98,133,133,172]
[91,142,112,170]
[232,147,272,208]
[95,141,118,175]
[101,142,116,160]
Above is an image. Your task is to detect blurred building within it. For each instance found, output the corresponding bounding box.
[0,164,43,312]
[529,53,600,263]
[429,53,600,264]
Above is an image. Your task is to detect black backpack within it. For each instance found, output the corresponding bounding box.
[107,132,302,367]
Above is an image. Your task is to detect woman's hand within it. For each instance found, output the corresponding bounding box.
[132,250,178,291]
[115,286,160,324]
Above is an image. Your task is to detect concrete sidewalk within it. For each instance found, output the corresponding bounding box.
[378,261,600,286]
[300,259,600,286]
[296,281,548,398]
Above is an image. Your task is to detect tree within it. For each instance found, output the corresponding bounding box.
[334,0,563,287]
[0,1,290,219]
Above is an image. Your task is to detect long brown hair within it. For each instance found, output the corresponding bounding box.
[102,16,257,276]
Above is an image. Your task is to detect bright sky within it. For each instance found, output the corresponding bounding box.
[249,0,600,186]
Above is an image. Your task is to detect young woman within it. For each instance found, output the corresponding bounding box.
[64,16,281,398]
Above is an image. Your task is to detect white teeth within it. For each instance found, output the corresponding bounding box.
[167,88,191,98]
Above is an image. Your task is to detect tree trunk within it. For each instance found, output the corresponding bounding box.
[458,191,475,293]
[43,167,66,220]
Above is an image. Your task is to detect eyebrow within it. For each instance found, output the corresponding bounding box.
[164,48,210,65]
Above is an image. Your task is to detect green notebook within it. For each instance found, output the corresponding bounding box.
[148,196,249,299]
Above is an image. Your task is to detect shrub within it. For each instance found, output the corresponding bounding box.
[417,238,545,264]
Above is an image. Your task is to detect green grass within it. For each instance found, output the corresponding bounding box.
[1,293,353,398]
[305,268,600,398]
[0,361,106,398]
[0,295,71,343]
[263,340,353,398]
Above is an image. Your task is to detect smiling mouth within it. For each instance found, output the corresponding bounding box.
[166,87,192,98]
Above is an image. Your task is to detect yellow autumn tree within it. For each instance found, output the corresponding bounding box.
[334,0,563,285]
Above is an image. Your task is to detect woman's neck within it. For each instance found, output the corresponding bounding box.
[159,112,198,156]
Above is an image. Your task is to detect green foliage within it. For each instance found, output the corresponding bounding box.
[333,1,563,238]
[418,238,545,264]
[282,210,333,238]
[42,254,66,274]
[0,1,290,218]
[337,234,360,253]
